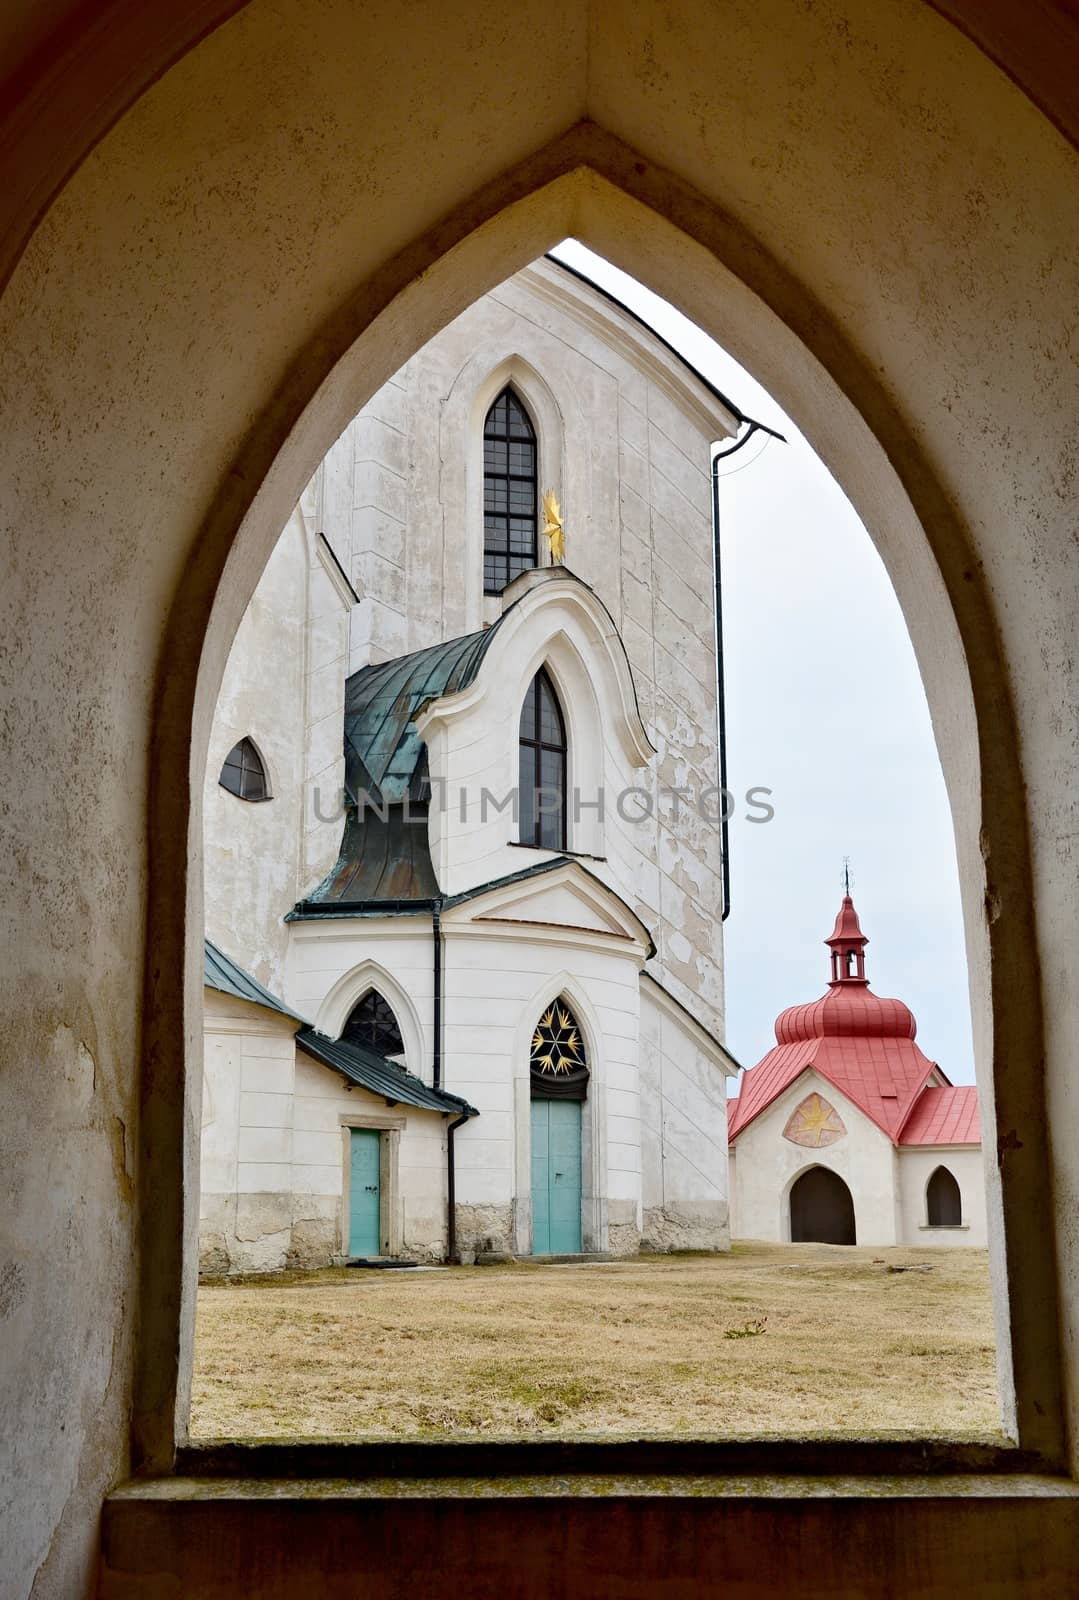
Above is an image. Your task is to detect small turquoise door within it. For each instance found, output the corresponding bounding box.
[349,1128,381,1256]
[531,1099,582,1254]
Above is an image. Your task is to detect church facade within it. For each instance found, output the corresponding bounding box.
[728,893,985,1248]
[199,257,742,1272]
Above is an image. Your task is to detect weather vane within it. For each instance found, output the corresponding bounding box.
[842,856,853,896]
[542,489,564,564]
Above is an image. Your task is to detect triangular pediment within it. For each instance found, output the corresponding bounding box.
[445,862,652,954]
[483,879,627,936]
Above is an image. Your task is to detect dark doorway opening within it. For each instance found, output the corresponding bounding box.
[790,1167,856,1245]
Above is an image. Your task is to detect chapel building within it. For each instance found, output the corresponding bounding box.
[199,256,745,1271]
[728,892,985,1247]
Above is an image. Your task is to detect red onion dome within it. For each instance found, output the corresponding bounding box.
[775,986,917,1043]
[773,891,918,1043]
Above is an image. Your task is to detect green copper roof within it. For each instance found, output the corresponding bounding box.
[296,1027,477,1117]
[294,802,442,911]
[204,940,474,1116]
[203,939,308,1023]
[344,620,506,806]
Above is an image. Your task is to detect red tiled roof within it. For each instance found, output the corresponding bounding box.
[727,1033,937,1144]
[897,1084,980,1146]
[728,891,978,1150]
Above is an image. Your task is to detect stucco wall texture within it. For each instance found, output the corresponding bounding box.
[1,1,1076,1594]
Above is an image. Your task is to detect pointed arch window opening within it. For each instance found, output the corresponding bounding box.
[218,737,270,802]
[341,990,406,1061]
[530,997,589,1101]
[483,386,538,594]
[519,667,568,852]
[927,1164,963,1227]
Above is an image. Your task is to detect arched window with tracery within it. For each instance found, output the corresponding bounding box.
[530,997,589,1100]
[341,990,405,1060]
[519,667,567,851]
[926,1164,962,1227]
[483,386,537,593]
[218,737,270,801]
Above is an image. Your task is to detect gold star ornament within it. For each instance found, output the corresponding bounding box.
[530,1002,584,1075]
[542,490,565,564]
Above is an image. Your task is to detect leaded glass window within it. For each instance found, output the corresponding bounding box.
[342,991,405,1059]
[519,667,567,851]
[483,387,537,593]
[218,737,269,802]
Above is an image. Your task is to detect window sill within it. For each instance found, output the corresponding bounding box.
[919,1224,969,1231]
[101,1443,1078,1597]
[508,842,607,863]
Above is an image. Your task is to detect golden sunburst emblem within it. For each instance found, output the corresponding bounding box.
[782,1092,846,1148]
[531,1004,584,1075]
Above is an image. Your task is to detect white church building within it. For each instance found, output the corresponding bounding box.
[728,892,986,1248]
[199,255,749,1272]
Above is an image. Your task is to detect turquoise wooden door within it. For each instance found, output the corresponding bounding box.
[349,1128,381,1256]
[531,1099,582,1254]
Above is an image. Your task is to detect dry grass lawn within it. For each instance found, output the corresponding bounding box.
[191,1242,1000,1441]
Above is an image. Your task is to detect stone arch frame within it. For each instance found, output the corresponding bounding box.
[925,1163,964,1228]
[0,109,1044,1469]
[512,970,608,1256]
[0,10,1074,1586]
[439,352,570,633]
[313,961,426,1082]
[782,1161,858,1246]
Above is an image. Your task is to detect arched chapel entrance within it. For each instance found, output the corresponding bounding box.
[790,1167,857,1246]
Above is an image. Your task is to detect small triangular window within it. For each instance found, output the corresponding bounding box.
[218,737,269,802]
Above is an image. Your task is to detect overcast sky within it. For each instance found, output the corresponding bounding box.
[552,240,975,1085]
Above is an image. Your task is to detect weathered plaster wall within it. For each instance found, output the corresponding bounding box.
[639,980,731,1250]
[203,511,307,992]
[200,991,449,1270]
[898,1146,988,1248]
[204,490,351,993]
[1,1,1076,1592]
[731,1070,902,1246]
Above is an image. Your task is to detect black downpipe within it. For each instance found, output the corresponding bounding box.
[710,419,785,923]
[446,1111,470,1264]
[432,899,444,1089]
[711,451,733,924]
[432,898,465,1261]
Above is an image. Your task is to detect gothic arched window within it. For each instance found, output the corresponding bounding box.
[519,667,567,851]
[926,1165,962,1226]
[483,386,537,594]
[530,997,589,1098]
[218,737,270,802]
[342,990,405,1059]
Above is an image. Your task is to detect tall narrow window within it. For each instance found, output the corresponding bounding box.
[926,1165,962,1226]
[519,667,567,851]
[218,737,269,801]
[342,990,405,1059]
[484,386,537,593]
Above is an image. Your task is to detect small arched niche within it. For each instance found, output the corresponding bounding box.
[926,1165,963,1228]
